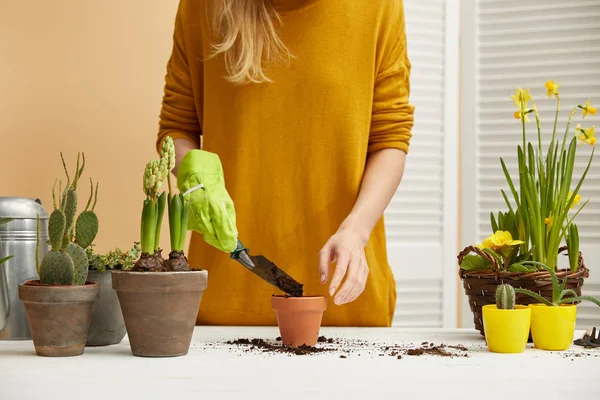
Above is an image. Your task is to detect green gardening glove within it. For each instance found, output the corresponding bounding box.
[177,150,238,253]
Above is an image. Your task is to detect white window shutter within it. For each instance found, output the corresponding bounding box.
[386,0,459,328]
[462,0,600,328]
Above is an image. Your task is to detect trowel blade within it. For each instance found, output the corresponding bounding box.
[247,255,304,297]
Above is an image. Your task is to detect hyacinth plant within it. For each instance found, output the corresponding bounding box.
[132,137,190,272]
[163,137,191,271]
[461,81,596,273]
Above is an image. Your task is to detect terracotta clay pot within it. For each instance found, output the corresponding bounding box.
[111,270,207,357]
[272,296,327,346]
[85,270,126,346]
[18,280,100,357]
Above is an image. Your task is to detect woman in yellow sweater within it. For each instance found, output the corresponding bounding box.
[156,0,414,327]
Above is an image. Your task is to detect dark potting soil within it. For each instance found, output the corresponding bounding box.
[226,338,333,355]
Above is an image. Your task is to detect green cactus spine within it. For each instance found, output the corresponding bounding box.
[39,250,75,285]
[66,242,88,285]
[495,284,516,310]
[48,209,66,250]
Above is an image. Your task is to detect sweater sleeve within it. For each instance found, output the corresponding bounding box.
[368,1,415,154]
[156,0,202,153]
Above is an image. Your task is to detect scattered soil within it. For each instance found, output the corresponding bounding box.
[221,336,470,359]
[132,250,165,272]
[226,338,333,355]
[163,250,191,271]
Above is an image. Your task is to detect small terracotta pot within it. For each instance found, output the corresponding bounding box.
[272,296,327,347]
[112,270,207,357]
[18,280,100,357]
[85,270,126,346]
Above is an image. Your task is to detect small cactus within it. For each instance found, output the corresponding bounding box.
[36,152,100,285]
[39,250,74,285]
[48,209,66,249]
[495,284,516,310]
[66,242,88,285]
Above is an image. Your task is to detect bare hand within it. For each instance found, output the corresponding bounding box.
[318,227,369,305]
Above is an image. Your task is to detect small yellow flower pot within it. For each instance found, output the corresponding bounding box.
[530,304,577,351]
[482,304,531,353]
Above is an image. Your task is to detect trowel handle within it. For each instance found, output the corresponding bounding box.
[230,239,249,260]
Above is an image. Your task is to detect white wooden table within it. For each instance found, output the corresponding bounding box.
[0,327,597,399]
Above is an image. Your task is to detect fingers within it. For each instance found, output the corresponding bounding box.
[318,242,333,284]
[333,253,368,305]
[328,248,350,297]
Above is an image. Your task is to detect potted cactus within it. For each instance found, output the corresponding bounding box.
[112,137,207,357]
[85,242,140,346]
[481,284,531,353]
[18,153,100,357]
[514,261,600,351]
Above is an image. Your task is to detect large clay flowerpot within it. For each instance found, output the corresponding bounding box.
[272,296,327,347]
[111,270,207,357]
[18,280,99,357]
[85,270,126,346]
[482,304,531,353]
[530,304,576,351]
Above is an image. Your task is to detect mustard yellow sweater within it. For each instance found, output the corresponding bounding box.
[157,0,414,326]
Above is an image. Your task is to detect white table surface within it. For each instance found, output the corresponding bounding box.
[0,327,598,399]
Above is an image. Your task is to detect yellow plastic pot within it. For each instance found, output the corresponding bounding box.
[529,304,576,351]
[482,304,531,353]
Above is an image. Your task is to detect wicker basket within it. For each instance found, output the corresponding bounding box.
[458,245,589,336]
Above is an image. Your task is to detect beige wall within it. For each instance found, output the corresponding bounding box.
[0,0,182,254]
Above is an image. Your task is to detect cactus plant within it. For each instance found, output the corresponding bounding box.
[495,284,516,310]
[36,152,99,285]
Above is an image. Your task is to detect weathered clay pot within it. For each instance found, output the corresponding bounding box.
[272,296,327,346]
[112,270,207,357]
[85,270,126,346]
[18,280,99,357]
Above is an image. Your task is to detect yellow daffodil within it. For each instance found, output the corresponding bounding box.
[489,231,524,248]
[514,109,532,122]
[567,191,581,209]
[544,80,560,97]
[544,214,553,230]
[576,125,596,146]
[510,88,532,108]
[580,98,597,119]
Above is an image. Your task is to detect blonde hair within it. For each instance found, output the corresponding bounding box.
[209,0,291,84]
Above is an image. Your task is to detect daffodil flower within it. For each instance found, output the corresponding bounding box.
[476,236,496,250]
[567,191,581,209]
[544,214,553,231]
[579,98,597,119]
[514,109,532,122]
[510,88,532,108]
[490,231,525,248]
[544,80,560,97]
[576,125,596,146]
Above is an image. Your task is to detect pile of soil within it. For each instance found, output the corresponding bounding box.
[226,338,332,356]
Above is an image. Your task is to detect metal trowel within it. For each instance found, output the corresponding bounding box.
[230,240,303,297]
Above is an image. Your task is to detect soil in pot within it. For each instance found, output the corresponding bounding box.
[85,270,126,346]
[482,304,531,353]
[271,295,327,347]
[112,270,207,357]
[530,304,577,351]
[18,280,99,357]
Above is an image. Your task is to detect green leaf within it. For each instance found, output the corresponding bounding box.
[460,254,493,271]
[491,212,498,233]
[515,288,554,306]
[559,296,600,308]
[0,255,13,265]
[508,262,537,273]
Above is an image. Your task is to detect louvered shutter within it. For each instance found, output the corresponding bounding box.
[461,0,600,328]
[386,0,459,328]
